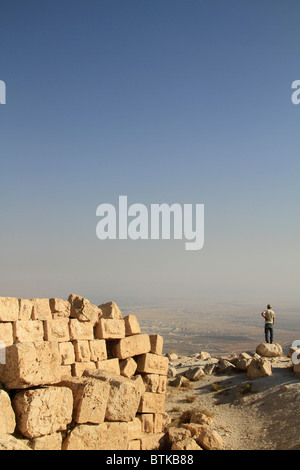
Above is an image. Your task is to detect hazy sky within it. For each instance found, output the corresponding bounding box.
[0,0,299,307]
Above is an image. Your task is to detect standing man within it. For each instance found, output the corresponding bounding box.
[261,304,275,344]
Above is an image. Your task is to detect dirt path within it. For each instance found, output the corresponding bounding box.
[165,355,300,450]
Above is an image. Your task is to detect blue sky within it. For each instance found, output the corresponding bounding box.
[0,0,299,307]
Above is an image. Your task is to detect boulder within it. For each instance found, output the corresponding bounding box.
[0,297,19,322]
[0,389,16,436]
[256,343,283,357]
[236,352,252,371]
[196,429,224,450]
[68,294,101,324]
[98,301,123,319]
[184,366,205,381]
[247,354,272,379]
[110,334,151,359]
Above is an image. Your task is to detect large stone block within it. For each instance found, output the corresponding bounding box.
[68,294,101,324]
[49,298,71,317]
[142,374,167,393]
[0,322,13,347]
[13,320,44,343]
[120,357,137,378]
[0,297,19,322]
[0,389,16,436]
[30,432,63,450]
[140,432,165,450]
[124,315,141,336]
[138,392,165,413]
[59,342,75,365]
[73,340,91,362]
[89,339,107,362]
[59,377,110,424]
[136,353,169,375]
[94,318,125,340]
[149,334,164,355]
[18,299,33,320]
[0,342,62,389]
[256,342,283,357]
[110,334,151,359]
[98,301,122,319]
[62,422,129,450]
[83,369,143,422]
[69,319,94,341]
[71,362,96,378]
[13,387,73,438]
[44,318,70,342]
[96,358,120,374]
[31,298,52,320]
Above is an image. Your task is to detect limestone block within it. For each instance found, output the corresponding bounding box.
[83,370,143,422]
[0,389,16,436]
[69,319,94,341]
[31,298,52,320]
[59,377,110,424]
[139,432,165,450]
[72,362,96,378]
[136,353,169,376]
[0,342,62,389]
[0,322,13,347]
[98,301,122,319]
[0,435,31,450]
[142,374,160,393]
[94,318,125,340]
[149,334,164,355]
[96,358,120,374]
[137,413,154,433]
[62,422,129,450]
[68,294,101,324]
[18,299,33,320]
[154,413,163,433]
[89,339,107,362]
[49,298,71,317]
[128,440,141,450]
[120,357,137,378]
[30,432,63,450]
[128,417,142,440]
[73,340,91,362]
[59,342,75,365]
[13,320,44,343]
[110,334,151,359]
[0,297,19,322]
[138,392,165,413]
[13,387,73,439]
[158,375,167,393]
[247,355,272,379]
[124,315,141,335]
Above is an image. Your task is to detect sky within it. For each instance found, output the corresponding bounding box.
[0,0,299,308]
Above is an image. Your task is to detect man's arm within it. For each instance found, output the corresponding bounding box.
[261,311,266,319]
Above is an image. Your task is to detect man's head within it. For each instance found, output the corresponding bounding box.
[267,304,272,309]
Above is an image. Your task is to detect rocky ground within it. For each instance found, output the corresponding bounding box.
[164,348,300,450]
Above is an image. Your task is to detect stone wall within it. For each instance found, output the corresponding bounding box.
[0,295,169,450]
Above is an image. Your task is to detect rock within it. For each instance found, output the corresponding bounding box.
[31,298,52,320]
[30,432,63,450]
[95,358,120,374]
[216,359,236,374]
[171,437,202,450]
[110,334,151,359]
[44,319,70,342]
[198,351,211,360]
[181,423,207,439]
[98,301,123,319]
[167,353,178,361]
[149,334,164,355]
[236,352,252,371]
[196,429,224,450]
[256,343,283,357]
[167,427,191,447]
[0,322,13,347]
[142,374,166,393]
[169,375,190,387]
[62,422,129,450]
[247,355,272,379]
[0,434,31,450]
[140,432,165,450]
[138,392,165,413]
[168,365,177,378]
[184,366,205,381]
[204,363,216,375]
[49,298,71,317]
[13,386,73,438]
[95,318,126,340]
[190,411,213,426]
[89,339,107,362]
[69,319,94,341]
[120,357,138,378]
[68,294,101,324]
[18,299,33,320]
[0,297,19,322]
[124,315,141,335]
[136,353,169,375]
[0,389,16,436]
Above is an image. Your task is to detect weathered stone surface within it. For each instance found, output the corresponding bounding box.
[216,358,236,373]
[0,434,31,450]
[149,334,164,355]
[190,411,213,426]
[120,357,137,378]
[137,413,154,433]
[0,322,13,347]
[96,358,120,374]
[142,374,160,393]
[0,297,19,322]
[72,362,96,377]
[128,439,141,450]
[44,319,70,342]
[172,437,202,450]
[0,342,62,389]
[256,343,283,357]
[111,334,151,360]
[13,320,44,343]
[153,413,163,433]
[140,432,165,450]
[68,294,101,324]
[136,353,169,375]
[167,427,191,446]
[59,342,75,365]
[0,389,16,436]
[196,429,224,450]
[236,352,252,371]
[89,339,107,362]
[128,417,142,440]
[62,422,129,450]
[124,315,141,336]
[247,355,272,379]
[83,370,142,422]
[69,319,94,341]
[138,392,165,413]
[98,301,123,319]
[184,366,205,381]
[49,298,71,317]
[95,318,125,340]
[181,423,206,439]
[59,377,110,424]
[31,298,52,320]
[13,387,73,439]
[18,299,33,320]
[30,432,63,450]
[73,340,91,362]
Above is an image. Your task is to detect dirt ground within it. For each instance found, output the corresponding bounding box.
[165,355,300,450]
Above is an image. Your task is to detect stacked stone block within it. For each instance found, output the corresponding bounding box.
[0,295,168,450]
